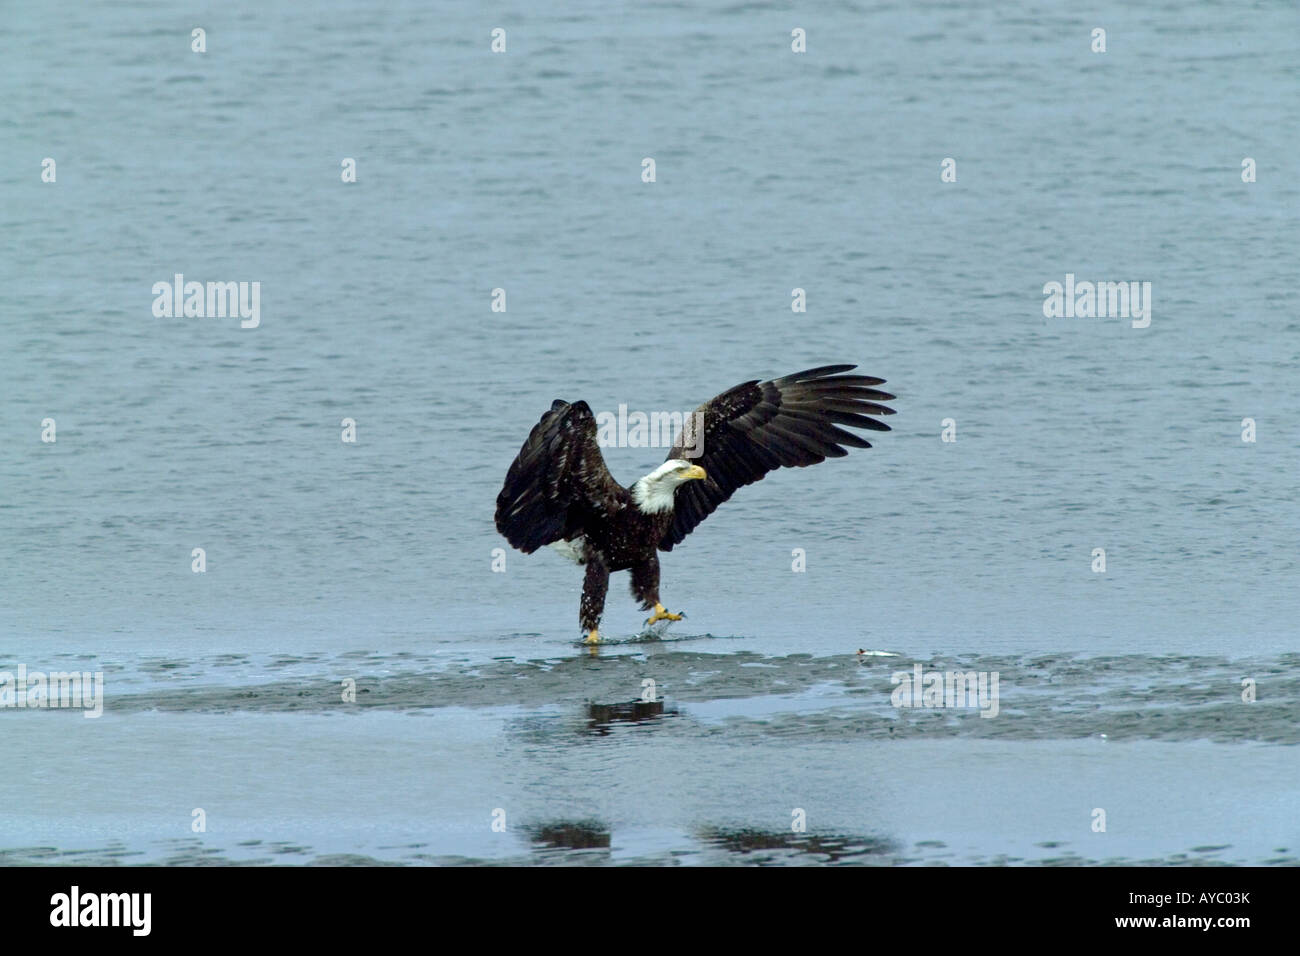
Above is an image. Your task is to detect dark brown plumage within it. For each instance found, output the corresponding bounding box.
[661,365,895,549]
[494,365,894,642]
[495,400,627,556]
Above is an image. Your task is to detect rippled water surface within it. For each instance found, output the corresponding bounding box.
[1,0,1297,864]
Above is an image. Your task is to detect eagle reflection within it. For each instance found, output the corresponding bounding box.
[528,821,611,853]
[585,698,668,735]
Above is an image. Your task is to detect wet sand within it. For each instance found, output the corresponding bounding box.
[2,643,1295,865]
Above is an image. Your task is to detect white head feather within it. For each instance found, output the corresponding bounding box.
[631,459,705,513]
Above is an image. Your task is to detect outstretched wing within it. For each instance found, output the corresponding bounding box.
[660,364,894,550]
[495,400,628,553]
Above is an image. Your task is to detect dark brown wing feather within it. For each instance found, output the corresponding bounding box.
[495,400,628,553]
[661,364,894,550]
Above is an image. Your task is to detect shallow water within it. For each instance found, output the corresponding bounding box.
[1,646,1295,864]
[1,0,1297,864]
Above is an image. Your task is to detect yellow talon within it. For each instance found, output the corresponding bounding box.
[645,603,684,625]
[583,629,601,644]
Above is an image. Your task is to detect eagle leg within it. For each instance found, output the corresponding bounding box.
[631,556,685,625]
[580,555,609,643]
[645,603,684,625]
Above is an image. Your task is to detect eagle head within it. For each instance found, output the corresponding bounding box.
[631,459,707,513]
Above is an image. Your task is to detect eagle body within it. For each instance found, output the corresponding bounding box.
[494,365,894,643]
[544,500,674,571]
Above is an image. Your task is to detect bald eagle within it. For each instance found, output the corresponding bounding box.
[494,365,894,643]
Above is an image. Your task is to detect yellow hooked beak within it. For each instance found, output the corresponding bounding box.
[683,464,707,481]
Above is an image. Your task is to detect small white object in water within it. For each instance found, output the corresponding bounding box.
[855,649,901,657]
